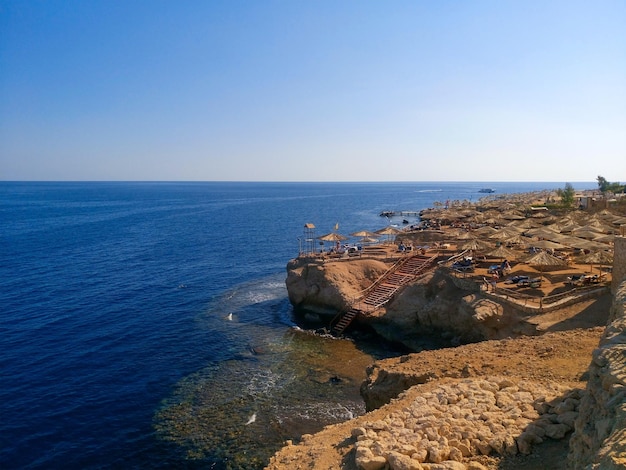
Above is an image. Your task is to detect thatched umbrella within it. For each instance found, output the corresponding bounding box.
[577,250,614,274]
[487,245,517,261]
[502,212,525,221]
[571,228,606,240]
[317,232,348,251]
[460,239,493,252]
[545,232,575,244]
[559,222,582,233]
[510,219,539,230]
[488,231,512,241]
[482,217,503,226]
[563,237,604,251]
[317,232,348,242]
[594,234,616,244]
[456,231,478,240]
[506,234,530,245]
[350,230,379,238]
[375,226,402,243]
[596,209,620,222]
[525,227,560,239]
[526,239,564,251]
[352,231,380,246]
[475,226,499,236]
[525,250,568,281]
[587,221,615,233]
[489,227,524,240]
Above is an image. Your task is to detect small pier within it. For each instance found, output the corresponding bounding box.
[379,210,421,218]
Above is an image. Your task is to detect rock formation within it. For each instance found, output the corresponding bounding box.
[354,377,581,469]
[285,257,390,315]
[568,236,626,469]
[272,237,626,469]
[287,257,546,350]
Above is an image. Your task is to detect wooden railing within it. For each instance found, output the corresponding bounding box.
[443,266,610,312]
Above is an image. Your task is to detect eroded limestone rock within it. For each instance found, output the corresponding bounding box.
[354,377,580,470]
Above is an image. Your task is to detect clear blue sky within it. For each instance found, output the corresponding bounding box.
[1,1,625,182]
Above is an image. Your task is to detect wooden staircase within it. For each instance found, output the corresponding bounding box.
[330,253,438,336]
[330,307,360,336]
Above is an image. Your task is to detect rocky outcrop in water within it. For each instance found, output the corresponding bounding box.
[286,257,536,350]
[285,257,390,315]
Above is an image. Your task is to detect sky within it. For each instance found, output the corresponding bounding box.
[1,1,625,182]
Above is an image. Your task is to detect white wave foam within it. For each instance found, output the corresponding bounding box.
[273,401,362,424]
[244,369,284,396]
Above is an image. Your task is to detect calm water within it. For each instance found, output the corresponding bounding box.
[0,181,585,469]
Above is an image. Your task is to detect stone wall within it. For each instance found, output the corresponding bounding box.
[568,236,626,469]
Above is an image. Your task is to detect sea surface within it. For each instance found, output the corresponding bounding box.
[0,181,591,469]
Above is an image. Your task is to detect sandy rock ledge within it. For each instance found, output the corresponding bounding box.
[353,376,580,470]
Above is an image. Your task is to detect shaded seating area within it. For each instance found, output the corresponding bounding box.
[566,273,605,286]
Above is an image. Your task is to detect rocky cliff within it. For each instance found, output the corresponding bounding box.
[285,257,390,315]
[287,257,546,350]
[568,236,626,469]
[272,238,626,469]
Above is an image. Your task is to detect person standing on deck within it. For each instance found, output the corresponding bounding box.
[491,272,498,292]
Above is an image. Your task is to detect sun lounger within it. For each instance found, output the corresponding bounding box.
[517,278,541,288]
[504,275,529,284]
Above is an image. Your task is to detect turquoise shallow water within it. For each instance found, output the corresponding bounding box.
[0,181,587,469]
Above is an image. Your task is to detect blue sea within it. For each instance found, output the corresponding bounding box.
[0,181,591,469]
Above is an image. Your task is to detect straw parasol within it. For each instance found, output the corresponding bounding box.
[502,212,525,220]
[375,226,402,243]
[571,228,606,240]
[350,230,379,238]
[317,231,348,252]
[487,245,517,261]
[488,231,511,241]
[317,232,348,242]
[456,231,478,240]
[509,219,539,229]
[506,234,531,245]
[475,226,499,235]
[525,250,568,281]
[577,250,614,274]
[482,217,503,225]
[563,237,605,251]
[526,239,564,251]
[559,222,582,233]
[525,227,560,239]
[489,227,524,240]
[460,239,493,252]
[594,234,616,244]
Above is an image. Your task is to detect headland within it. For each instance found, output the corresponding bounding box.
[269,189,626,469]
